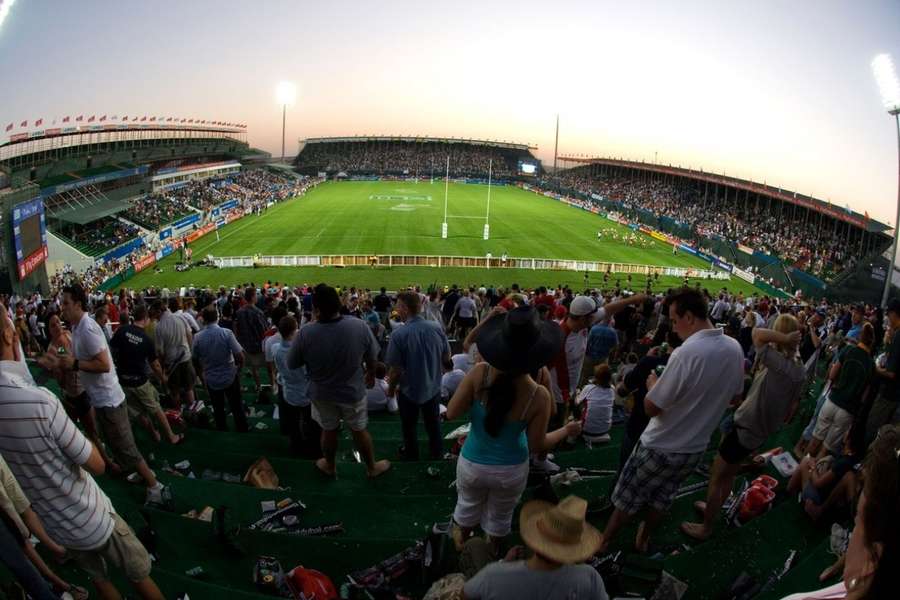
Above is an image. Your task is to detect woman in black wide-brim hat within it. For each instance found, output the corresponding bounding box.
[446,306,582,551]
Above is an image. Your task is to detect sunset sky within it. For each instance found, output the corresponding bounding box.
[1,0,899,223]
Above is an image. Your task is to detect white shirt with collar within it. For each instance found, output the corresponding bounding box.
[640,327,744,454]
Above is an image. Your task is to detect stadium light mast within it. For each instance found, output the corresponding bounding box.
[275,81,297,163]
[553,114,560,191]
[872,54,900,307]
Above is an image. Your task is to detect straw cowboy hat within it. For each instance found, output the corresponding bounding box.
[519,495,602,564]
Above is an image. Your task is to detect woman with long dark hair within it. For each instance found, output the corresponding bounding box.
[446,306,581,550]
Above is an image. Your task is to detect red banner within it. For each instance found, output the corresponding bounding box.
[186,222,216,243]
[18,246,48,281]
[133,253,157,273]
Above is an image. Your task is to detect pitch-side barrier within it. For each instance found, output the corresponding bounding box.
[209,253,730,280]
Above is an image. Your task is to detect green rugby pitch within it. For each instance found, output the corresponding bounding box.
[122,181,761,295]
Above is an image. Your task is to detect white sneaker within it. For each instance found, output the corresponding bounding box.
[145,484,165,505]
[127,470,156,484]
[531,457,561,473]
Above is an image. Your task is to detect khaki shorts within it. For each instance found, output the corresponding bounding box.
[312,397,368,432]
[167,360,196,393]
[124,381,162,419]
[69,513,152,583]
[245,352,266,369]
[96,404,143,471]
[812,399,853,453]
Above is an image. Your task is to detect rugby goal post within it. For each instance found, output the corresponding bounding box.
[442,155,449,239]
[441,156,493,241]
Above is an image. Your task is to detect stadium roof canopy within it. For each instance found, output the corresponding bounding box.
[47,198,130,225]
[0,123,247,163]
[560,156,890,234]
[303,135,537,151]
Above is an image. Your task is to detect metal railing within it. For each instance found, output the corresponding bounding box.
[210,253,731,280]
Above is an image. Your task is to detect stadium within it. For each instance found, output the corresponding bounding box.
[2,130,893,302]
[1,3,900,600]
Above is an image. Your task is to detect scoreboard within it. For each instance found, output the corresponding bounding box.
[11,197,48,280]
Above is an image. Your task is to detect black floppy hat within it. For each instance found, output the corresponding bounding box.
[476,306,564,374]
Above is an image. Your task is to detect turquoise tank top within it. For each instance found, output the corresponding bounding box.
[461,369,536,466]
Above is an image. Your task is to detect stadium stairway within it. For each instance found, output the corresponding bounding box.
[4,368,839,600]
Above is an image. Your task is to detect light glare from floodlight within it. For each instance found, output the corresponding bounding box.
[276,81,297,107]
[0,0,17,31]
[872,54,900,114]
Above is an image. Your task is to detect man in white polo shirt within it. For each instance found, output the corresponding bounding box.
[38,285,164,504]
[599,287,744,553]
[0,299,164,600]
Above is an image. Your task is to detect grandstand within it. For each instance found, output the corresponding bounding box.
[0,121,265,294]
[555,157,894,303]
[295,135,540,179]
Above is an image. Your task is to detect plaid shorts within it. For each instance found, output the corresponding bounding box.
[612,442,704,515]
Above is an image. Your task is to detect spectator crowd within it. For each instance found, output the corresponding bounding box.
[551,167,869,281]
[48,171,320,294]
[296,140,525,179]
[1,277,898,599]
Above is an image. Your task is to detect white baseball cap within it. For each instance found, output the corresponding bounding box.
[569,296,599,317]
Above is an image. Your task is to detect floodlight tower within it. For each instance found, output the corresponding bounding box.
[872,54,900,307]
[0,0,16,31]
[276,81,297,163]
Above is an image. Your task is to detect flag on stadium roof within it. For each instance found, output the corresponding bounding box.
[188,119,194,123]
[35,118,42,126]
[149,116,156,121]
[122,116,127,121]
[19,120,26,127]
[5,123,11,132]
[100,115,106,121]
[132,116,138,121]
[87,115,95,122]
[166,117,172,122]
[76,116,83,121]
[63,116,70,123]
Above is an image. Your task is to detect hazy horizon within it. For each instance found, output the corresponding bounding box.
[1,0,899,224]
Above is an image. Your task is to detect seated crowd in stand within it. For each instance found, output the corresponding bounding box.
[296,141,519,178]
[54,218,141,256]
[124,193,195,230]
[2,275,898,598]
[48,172,317,294]
[552,167,863,280]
